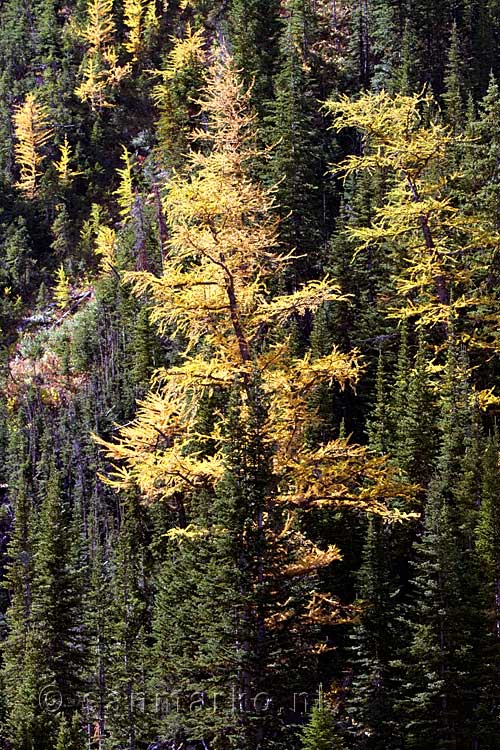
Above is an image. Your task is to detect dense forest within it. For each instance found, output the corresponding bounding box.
[0,0,500,748]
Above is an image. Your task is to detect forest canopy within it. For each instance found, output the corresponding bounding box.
[0,1,499,749]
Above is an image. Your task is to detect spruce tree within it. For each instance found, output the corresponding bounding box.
[476,433,500,638]
[398,344,495,748]
[347,518,401,750]
[29,459,87,733]
[2,477,39,750]
[227,0,280,118]
[105,494,151,748]
[391,330,437,486]
[265,0,330,279]
[443,22,466,131]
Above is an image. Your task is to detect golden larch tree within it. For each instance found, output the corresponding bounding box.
[75,0,131,110]
[54,136,82,185]
[97,56,414,526]
[327,89,500,351]
[123,0,158,61]
[114,146,135,221]
[94,61,415,731]
[80,0,115,54]
[13,94,53,199]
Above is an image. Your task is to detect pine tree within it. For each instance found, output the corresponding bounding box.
[399,484,491,749]
[3,476,39,750]
[405,0,455,91]
[466,72,500,228]
[84,531,110,748]
[98,58,413,749]
[443,23,466,131]
[97,55,411,525]
[51,203,73,260]
[476,433,500,637]
[54,713,86,750]
[367,352,391,455]
[29,459,87,727]
[391,330,437,486]
[397,344,495,748]
[153,25,206,172]
[392,19,419,94]
[346,0,401,91]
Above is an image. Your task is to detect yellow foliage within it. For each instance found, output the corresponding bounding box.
[75,0,133,109]
[104,48,132,86]
[96,58,416,523]
[114,146,135,221]
[53,265,70,310]
[80,0,115,53]
[283,543,342,578]
[165,523,211,541]
[476,389,500,412]
[152,24,205,104]
[75,53,131,110]
[54,136,83,184]
[305,592,359,626]
[75,56,113,109]
[13,94,53,199]
[327,89,500,348]
[123,0,143,58]
[94,225,116,275]
[123,0,158,60]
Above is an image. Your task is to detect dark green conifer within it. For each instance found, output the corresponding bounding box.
[392,331,437,486]
[398,343,495,748]
[443,23,466,130]
[265,0,330,279]
[227,0,280,118]
[367,352,391,455]
[105,494,152,747]
[347,518,401,750]
[29,459,87,732]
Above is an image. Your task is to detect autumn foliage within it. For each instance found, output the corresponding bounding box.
[96,59,415,523]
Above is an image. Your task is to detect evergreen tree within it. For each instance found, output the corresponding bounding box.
[347,518,400,749]
[300,699,345,750]
[54,713,86,750]
[266,0,331,279]
[344,0,406,91]
[476,433,500,638]
[443,22,466,130]
[398,344,495,748]
[391,330,437,486]
[227,0,280,118]
[3,476,39,750]
[30,459,87,725]
[105,494,151,748]
[366,352,391,455]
